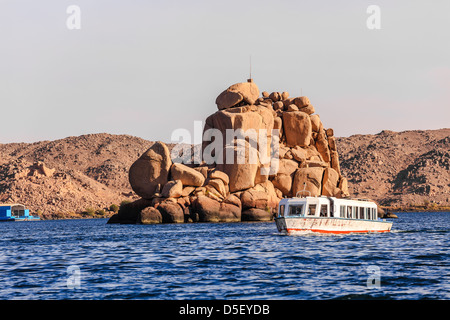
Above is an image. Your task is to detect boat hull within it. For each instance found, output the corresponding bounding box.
[0,217,40,222]
[275,216,392,235]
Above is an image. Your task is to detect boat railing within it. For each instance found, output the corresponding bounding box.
[296,182,311,198]
[295,182,311,198]
[295,190,311,198]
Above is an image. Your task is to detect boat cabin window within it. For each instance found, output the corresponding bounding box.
[278,205,285,217]
[359,207,364,219]
[307,204,317,216]
[335,203,378,220]
[340,205,345,218]
[372,208,377,220]
[319,204,328,217]
[346,206,352,219]
[11,205,26,217]
[288,204,304,216]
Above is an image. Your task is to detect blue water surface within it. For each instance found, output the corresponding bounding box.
[0,212,448,300]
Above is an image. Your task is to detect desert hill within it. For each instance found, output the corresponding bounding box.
[0,129,448,219]
[337,128,450,209]
[0,134,157,219]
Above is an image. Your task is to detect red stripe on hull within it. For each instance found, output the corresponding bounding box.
[286,228,391,234]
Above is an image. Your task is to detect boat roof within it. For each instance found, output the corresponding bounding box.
[0,203,26,208]
[279,196,377,207]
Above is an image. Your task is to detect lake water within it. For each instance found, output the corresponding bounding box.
[0,212,448,300]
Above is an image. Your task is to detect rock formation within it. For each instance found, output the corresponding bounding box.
[128,141,172,199]
[112,79,350,224]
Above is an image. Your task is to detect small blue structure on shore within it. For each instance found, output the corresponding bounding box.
[0,204,40,221]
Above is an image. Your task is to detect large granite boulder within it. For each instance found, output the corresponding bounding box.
[209,169,229,185]
[282,111,312,147]
[330,150,341,175]
[293,96,310,108]
[202,104,274,156]
[192,195,221,222]
[272,174,292,195]
[138,206,162,224]
[310,114,323,133]
[157,201,184,223]
[339,177,350,198]
[241,208,273,222]
[315,130,331,162]
[241,189,270,210]
[129,142,172,199]
[321,167,340,197]
[216,139,260,193]
[171,163,205,187]
[215,81,260,110]
[219,194,241,222]
[161,180,183,198]
[292,167,324,197]
[117,198,153,224]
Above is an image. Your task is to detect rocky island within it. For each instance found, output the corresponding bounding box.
[108,79,351,224]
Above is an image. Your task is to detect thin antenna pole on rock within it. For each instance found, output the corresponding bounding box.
[249,55,252,80]
[248,55,253,83]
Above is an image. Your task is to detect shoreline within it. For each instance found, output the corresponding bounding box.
[31,208,450,221]
[383,206,450,213]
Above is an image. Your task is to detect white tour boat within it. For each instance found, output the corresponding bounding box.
[275,195,393,235]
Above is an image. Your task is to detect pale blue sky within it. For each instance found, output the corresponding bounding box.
[0,0,449,143]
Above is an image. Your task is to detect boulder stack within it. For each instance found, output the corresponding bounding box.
[110,79,350,224]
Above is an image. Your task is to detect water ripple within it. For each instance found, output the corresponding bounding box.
[0,212,448,299]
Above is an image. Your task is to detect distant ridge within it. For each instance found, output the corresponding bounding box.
[337,128,450,208]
